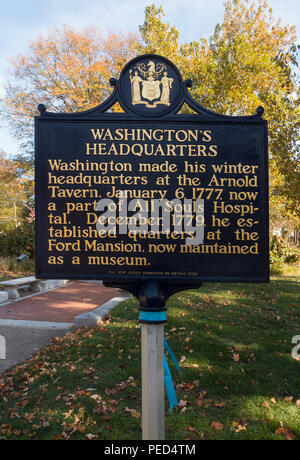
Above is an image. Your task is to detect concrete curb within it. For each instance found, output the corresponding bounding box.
[74,296,129,328]
[80,280,103,285]
[0,319,73,329]
[40,279,68,290]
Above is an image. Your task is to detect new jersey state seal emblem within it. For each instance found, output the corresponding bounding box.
[129,60,173,108]
[118,54,183,116]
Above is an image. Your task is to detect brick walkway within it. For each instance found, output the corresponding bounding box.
[0,282,119,323]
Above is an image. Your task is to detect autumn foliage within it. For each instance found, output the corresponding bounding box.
[0,0,299,222]
[4,27,138,140]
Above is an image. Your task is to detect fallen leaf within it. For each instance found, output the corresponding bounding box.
[211,421,224,431]
[215,402,226,408]
[179,383,194,390]
[86,433,98,440]
[93,403,107,415]
[232,421,248,433]
[124,407,140,418]
[178,399,187,408]
[235,424,247,433]
[275,427,295,440]
[188,426,196,432]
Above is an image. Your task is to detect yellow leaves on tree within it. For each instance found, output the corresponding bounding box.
[139,1,299,219]
[5,26,139,141]
[2,1,299,219]
[0,151,25,230]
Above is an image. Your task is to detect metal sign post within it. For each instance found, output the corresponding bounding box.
[141,322,165,440]
[106,280,199,440]
[129,280,199,440]
[138,281,167,440]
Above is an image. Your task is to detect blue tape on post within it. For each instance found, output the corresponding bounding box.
[164,354,179,411]
[139,311,167,322]
[139,310,180,411]
[164,337,181,375]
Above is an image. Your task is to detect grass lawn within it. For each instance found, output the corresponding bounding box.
[0,274,299,440]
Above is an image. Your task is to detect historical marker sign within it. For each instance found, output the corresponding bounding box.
[35,54,269,283]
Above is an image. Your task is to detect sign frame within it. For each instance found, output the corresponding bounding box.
[35,54,269,284]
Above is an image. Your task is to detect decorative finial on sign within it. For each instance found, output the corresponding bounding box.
[110,78,117,87]
[185,79,193,88]
[256,106,264,117]
[38,104,46,115]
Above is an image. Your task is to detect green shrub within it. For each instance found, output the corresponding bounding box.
[0,256,35,276]
[270,234,298,266]
[0,225,34,258]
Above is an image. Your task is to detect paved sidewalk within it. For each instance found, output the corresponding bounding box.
[0,325,69,374]
[0,282,118,323]
[0,282,120,374]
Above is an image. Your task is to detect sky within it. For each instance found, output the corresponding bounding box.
[0,0,299,157]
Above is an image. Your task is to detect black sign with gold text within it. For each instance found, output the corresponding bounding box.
[35,55,269,283]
